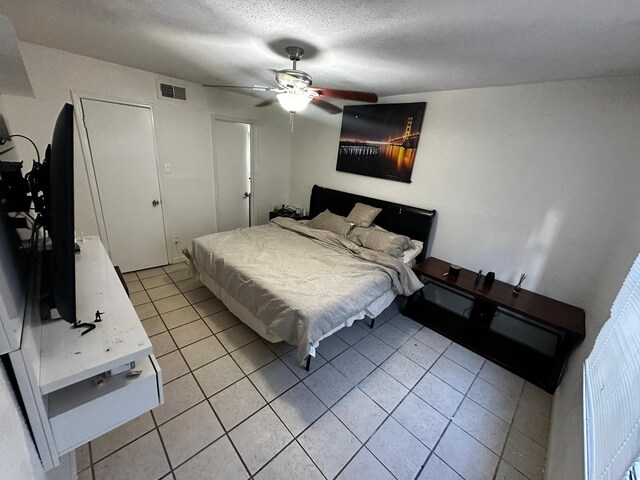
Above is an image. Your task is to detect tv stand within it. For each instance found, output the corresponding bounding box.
[8,237,163,475]
[403,257,585,393]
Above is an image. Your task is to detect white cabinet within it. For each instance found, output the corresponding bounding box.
[48,355,161,455]
[0,210,27,355]
[8,237,163,470]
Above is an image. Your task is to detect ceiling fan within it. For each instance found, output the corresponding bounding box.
[204,46,379,116]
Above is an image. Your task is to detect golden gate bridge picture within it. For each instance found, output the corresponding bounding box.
[336,102,426,183]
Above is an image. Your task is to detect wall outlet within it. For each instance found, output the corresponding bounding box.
[172,235,179,245]
[164,163,172,174]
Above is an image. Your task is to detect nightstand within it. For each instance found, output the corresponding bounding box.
[269,210,308,221]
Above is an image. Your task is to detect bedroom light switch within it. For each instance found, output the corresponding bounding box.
[163,163,172,174]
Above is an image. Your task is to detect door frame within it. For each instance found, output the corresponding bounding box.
[71,91,171,264]
[211,115,257,229]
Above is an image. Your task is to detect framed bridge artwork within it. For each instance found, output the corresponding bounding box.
[335,102,426,183]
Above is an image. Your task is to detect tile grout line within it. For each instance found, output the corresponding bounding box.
[160,287,256,480]
[491,381,535,480]
[284,309,466,479]
[88,440,95,480]
[237,315,396,478]
[272,362,372,479]
[442,353,547,480]
[156,338,295,418]
[244,349,358,478]
[144,304,233,340]
[323,310,446,479]
[503,395,552,450]
[137,267,209,478]
[158,283,336,479]
[241,301,540,477]
[291,438,331,480]
[162,333,253,477]
[413,355,485,480]
[88,421,157,470]
[118,315,483,478]
[360,318,451,479]
[99,271,548,480]
[249,437,314,479]
[125,266,257,479]
[350,310,533,480]
[157,266,230,480]
[149,401,176,479]
[211,336,331,479]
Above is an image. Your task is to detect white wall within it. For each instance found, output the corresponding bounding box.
[0,92,45,480]
[2,42,292,263]
[289,76,640,479]
[0,359,46,480]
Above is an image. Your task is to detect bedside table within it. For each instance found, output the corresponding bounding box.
[269,210,308,221]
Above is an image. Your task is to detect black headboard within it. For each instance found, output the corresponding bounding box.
[309,185,437,261]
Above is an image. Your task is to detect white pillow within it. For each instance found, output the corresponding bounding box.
[371,224,410,247]
[403,239,423,266]
[348,227,410,258]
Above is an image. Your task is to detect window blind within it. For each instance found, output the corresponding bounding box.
[584,252,640,480]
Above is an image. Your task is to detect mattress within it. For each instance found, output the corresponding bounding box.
[190,217,423,364]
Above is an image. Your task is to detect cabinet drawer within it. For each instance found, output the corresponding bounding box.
[490,308,562,356]
[47,354,163,454]
[423,281,474,318]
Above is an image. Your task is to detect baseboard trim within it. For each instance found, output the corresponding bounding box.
[172,254,187,264]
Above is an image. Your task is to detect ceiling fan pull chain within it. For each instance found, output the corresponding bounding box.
[289,112,295,132]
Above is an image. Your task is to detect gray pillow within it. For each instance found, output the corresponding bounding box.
[371,223,413,250]
[306,210,354,237]
[348,226,412,258]
[346,203,382,227]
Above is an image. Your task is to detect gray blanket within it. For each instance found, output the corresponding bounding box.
[191,217,423,364]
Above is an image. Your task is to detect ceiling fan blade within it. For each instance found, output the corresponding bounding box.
[311,98,342,114]
[255,97,278,108]
[203,84,275,92]
[311,88,378,103]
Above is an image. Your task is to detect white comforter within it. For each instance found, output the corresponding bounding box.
[190,217,423,364]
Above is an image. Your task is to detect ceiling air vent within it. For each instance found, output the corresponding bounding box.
[157,81,186,101]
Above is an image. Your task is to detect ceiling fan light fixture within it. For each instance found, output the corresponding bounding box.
[276,92,311,112]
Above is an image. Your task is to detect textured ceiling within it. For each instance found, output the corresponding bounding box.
[2,0,640,96]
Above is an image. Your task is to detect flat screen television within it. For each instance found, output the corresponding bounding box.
[44,103,75,323]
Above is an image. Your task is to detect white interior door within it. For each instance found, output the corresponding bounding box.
[213,119,252,231]
[81,99,168,272]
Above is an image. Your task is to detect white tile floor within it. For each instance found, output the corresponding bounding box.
[76,263,552,480]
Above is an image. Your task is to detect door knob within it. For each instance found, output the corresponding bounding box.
[243,192,250,198]
[152,199,160,206]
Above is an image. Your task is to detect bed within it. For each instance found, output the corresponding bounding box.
[189,185,436,368]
